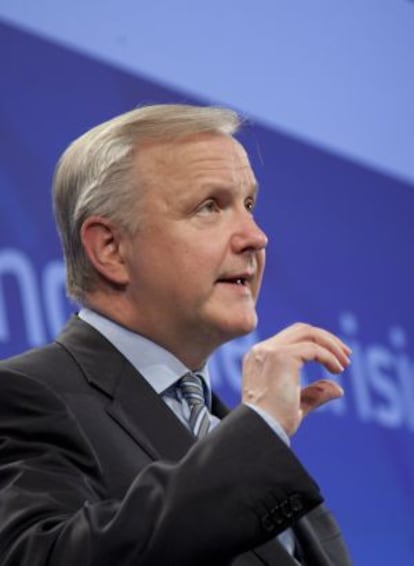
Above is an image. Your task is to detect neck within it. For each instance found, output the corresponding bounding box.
[82,293,222,369]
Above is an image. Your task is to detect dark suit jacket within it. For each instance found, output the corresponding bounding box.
[0,316,352,565]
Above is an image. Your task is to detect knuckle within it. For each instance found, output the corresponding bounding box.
[244,345,264,367]
[306,342,319,360]
[293,321,311,328]
[292,322,312,333]
[250,343,269,359]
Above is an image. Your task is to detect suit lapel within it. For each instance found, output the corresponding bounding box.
[106,362,195,461]
[57,316,196,462]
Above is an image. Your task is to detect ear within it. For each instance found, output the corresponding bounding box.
[80,216,130,287]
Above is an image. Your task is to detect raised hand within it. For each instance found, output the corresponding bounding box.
[242,323,352,436]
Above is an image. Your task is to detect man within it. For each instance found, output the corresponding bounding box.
[0,104,352,565]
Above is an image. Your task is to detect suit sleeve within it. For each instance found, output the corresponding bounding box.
[0,368,323,566]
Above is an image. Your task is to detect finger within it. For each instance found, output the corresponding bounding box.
[294,341,347,374]
[273,323,351,352]
[311,325,352,355]
[308,327,351,369]
[300,379,344,416]
[270,324,351,367]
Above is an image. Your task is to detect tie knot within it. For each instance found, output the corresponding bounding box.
[178,372,206,408]
[178,372,211,439]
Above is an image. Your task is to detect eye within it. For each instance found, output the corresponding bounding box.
[245,196,256,213]
[197,199,219,215]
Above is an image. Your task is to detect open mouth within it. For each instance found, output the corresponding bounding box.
[217,277,248,286]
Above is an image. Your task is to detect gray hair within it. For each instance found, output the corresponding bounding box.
[53,103,242,303]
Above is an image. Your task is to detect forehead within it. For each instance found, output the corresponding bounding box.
[132,132,256,189]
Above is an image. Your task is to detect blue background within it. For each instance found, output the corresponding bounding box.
[1,11,414,564]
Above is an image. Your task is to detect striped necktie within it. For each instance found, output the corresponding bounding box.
[178,372,211,439]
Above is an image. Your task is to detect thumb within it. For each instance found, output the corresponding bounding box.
[300,379,344,416]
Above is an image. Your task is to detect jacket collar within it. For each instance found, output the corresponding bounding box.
[56,315,196,461]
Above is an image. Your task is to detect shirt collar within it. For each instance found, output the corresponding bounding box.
[78,308,212,400]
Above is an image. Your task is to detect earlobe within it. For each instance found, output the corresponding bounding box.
[80,216,130,287]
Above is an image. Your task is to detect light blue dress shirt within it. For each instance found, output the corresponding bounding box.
[78,308,221,431]
[78,308,297,560]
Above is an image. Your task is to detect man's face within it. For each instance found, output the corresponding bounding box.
[122,132,268,365]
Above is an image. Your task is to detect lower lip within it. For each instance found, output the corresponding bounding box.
[216,281,251,295]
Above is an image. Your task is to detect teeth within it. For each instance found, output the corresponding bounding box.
[236,279,243,285]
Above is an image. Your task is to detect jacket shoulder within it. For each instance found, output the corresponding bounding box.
[0,340,82,393]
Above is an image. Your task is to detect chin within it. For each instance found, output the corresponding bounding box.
[217,314,258,342]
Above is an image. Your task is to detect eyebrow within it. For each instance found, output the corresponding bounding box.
[201,180,259,195]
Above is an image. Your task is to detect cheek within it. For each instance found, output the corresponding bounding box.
[158,243,209,290]
[145,227,224,288]
[178,239,220,269]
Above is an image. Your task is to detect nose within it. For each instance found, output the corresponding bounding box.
[231,211,268,254]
